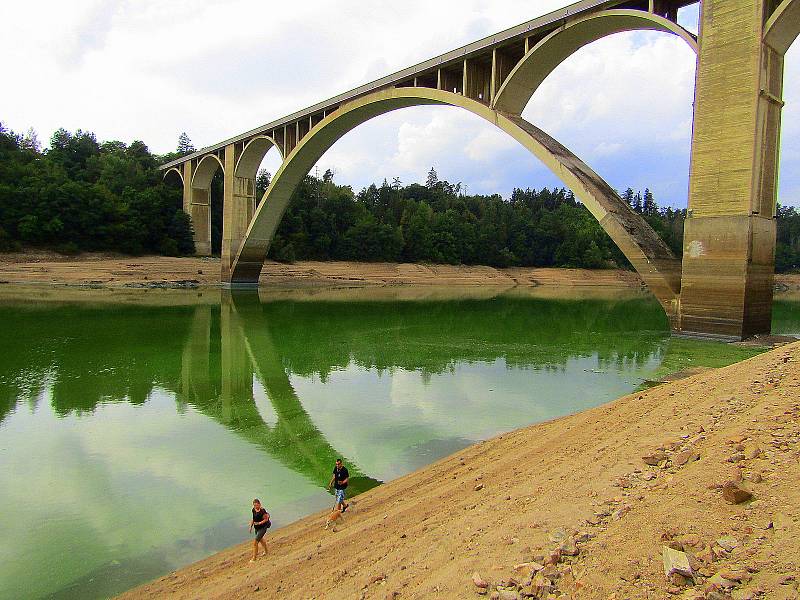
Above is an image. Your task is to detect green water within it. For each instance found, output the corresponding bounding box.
[0,288,796,599]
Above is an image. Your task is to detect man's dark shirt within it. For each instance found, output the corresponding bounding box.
[333,465,349,490]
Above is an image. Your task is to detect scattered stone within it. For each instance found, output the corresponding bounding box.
[662,546,693,579]
[719,569,749,582]
[611,505,631,520]
[680,533,702,548]
[513,562,544,574]
[778,574,795,585]
[368,574,386,585]
[674,449,700,466]
[472,572,489,589]
[715,537,739,553]
[728,453,746,463]
[747,471,762,484]
[474,484,484,492]
[708,572,737,588]
[558,537,579,557]
[529,573,554,597]
[744,446,761,460]
[642,451,668,466]
[548,528,567,543]
[722,482,753,504]
[496,590,519,600]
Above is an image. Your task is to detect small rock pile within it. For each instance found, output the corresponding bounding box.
[470,527,592,599]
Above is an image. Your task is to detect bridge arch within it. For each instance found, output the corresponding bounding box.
[192,154,224,189]
[231,87,681,322]
[235,135,284,180]
[163,166,184,185]
[493,9,698,114]
[765,0,800,55]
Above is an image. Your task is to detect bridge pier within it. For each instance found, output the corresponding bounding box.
[182,161,212,256]
[222,144,257,283]
[679,0,783,340]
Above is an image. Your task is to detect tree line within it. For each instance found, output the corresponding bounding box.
[0,124,193,255]
[1,125,799,273]
[264,167,800,272]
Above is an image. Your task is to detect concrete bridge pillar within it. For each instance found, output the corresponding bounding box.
[182,161,212,256]
[222,144,257,283]
[680,0,784,339]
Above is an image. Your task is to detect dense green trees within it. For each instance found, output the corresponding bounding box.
[0,124,193,255]
[267,170,659,269]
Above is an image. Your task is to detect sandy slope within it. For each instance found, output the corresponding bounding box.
[118,342,800,600]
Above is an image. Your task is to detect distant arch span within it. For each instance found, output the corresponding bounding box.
[230,87,681,322]
[493,9,698,114]
[235,135,284,180]
[192,154,224,189]
[163,166,183,184]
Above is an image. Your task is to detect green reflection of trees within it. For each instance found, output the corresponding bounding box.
[253,295,672,381]
[0,304,193,422]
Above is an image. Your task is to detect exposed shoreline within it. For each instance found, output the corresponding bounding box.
[0,252,645,289]
[1,253,799,297]
[116,341,800,600]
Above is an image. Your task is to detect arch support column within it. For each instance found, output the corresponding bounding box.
[183,161,212,256]
[222,144,257,283]
[680,0,784,339]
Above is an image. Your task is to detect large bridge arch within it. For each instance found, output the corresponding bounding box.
[765,0,800,55]
[230,87,682,323]
[493,9,698,114]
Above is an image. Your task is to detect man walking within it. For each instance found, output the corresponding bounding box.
[328,458,349,512]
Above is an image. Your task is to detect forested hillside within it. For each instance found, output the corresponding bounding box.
[1,125,799,272]
[0,125,193,256]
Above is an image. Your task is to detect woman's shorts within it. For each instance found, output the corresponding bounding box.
[255,526,268,541]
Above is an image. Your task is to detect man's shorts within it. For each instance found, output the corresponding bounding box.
[335,488,346,504]
[255,526,268,541]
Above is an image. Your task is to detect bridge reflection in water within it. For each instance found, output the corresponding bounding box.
[180,292,381,496]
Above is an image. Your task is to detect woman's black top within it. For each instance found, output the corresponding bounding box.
[253,508,268,529]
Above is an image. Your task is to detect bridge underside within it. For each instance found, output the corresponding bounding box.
[162,0,800,341]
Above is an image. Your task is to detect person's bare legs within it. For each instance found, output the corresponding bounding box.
[259,538,267,557]
[250,539,259,562]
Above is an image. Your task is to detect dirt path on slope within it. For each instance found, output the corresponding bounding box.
[118,342,800,600]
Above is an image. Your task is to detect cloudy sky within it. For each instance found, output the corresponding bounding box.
[1,1,798,207]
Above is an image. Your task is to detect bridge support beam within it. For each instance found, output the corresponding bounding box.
[222,144,257,283]
[183,161,212,256]
[680,0,783,340]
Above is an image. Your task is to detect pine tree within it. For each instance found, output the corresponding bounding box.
[426,167,439,188]
[622,188,635,207]
[177,132,195,155]
[632,192,643,214]
[642,188,657,216]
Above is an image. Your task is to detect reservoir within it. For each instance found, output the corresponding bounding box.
[0,286,797,599]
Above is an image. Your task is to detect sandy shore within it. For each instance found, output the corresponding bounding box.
[117,341,800,600]
[0,252,649,289]
[2,252,799,295]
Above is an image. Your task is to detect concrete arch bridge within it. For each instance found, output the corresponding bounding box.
[160,0,800,341]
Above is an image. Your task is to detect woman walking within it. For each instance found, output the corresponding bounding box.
[248,498,270,563]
